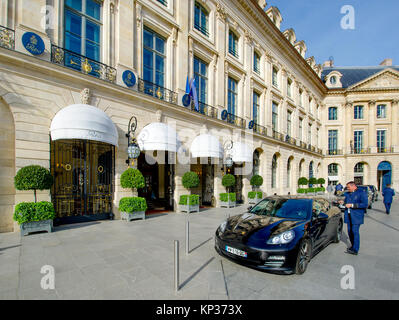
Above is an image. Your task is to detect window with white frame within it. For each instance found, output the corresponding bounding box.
[194,2,209,37]
[377,104,386,119]
[354,105,364,119]
[228,30,239,58]
[272,66,279,87]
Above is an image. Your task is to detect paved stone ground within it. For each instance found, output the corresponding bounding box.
[0,198,398,300]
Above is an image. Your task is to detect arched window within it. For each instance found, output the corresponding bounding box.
[271,154,277,188]
[309,161,314,178]
[287,158,292,188]
[328,163,338,176]
[354,162,364,174]
[253,150,260,176]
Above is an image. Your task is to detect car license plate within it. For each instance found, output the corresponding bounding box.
[225,246,247,258]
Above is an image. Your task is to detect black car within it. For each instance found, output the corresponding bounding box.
[215,196,343,275]
[366,185,378,202]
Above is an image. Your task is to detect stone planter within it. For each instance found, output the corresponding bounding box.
[220,200,236,208]
[121,211,145,222]
[20,219,53,236]
[179,204,200,213]
[248,196,262,205]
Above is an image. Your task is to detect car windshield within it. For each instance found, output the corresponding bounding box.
[249,198,311,220]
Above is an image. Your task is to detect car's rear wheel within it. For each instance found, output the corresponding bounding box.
[333,220,343,243]
[294,239,312,275]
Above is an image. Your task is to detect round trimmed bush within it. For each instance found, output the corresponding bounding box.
[317,178,325,186]
[298,177,308,187]
[182,171,200,190]
[308,177,317,186]
[222,174,235,190]
[14,165,53,202]
[120,168,145,190]
[250,175,263,188]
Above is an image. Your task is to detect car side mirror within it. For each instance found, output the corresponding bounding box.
[247,206,253,212]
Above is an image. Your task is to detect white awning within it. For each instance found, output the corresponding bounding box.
[137,122,180,152]
[50,104,119,146]
[191,134,223,158]
[328,176,339,181]
[231,142,253,163]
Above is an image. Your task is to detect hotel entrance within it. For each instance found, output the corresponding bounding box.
[50,139,115,225]
[190,159,215,207]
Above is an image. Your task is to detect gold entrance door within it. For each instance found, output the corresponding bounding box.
[51,139,115,225]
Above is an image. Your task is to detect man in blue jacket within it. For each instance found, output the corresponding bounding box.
[382,184,395,214]
[339,181,369,255]
[335,182,344,195]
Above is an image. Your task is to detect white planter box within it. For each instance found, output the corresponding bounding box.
[121,211,145,221]
[20,219,53,236]
[179,204,199,213]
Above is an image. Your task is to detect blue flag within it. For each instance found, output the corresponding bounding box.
[189,78,199,112]
[185,76,190,94]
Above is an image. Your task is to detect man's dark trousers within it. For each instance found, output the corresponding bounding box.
[347,214,360,252]
[384,202,392,214]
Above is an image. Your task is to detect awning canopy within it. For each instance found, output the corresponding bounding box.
[191,134,223,158]
[231,142,253,163]
[328,176,339,181]
[50,104,119,146]
[137,122,180,152]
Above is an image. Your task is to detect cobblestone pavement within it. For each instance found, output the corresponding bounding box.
[0,198,398,300]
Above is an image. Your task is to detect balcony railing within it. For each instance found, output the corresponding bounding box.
[377,147,394,153]
[223,112,246,129]
[0,25,15,50]
[138,78,178,105]
[272,130,284,141]
[300,141,307,149]
[186,101,218,119]
[328,149,343,155]
[252,123,267,136]
[350,148,371,154]
[194,23,209,37]
[51,45,116,83]
[285,135,296,145]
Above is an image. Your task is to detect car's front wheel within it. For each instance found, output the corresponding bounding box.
[294,239,312,275]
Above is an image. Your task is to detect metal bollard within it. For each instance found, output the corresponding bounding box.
[186,220,189,255]
[174,240,179,292]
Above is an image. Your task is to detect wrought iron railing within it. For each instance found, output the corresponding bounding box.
[377,147,394,153]
[272,130,284,141]
[223,112,246,129]
[187,101,218,119]
[51,44,116,83]
[350,148,371,154]
[194,23,209,37]
[328,149,343,155]
[137,78,178,105]
[285,135,296,145]
[253,123,267,136]
[300,141,307,149]
[0,25,15,50]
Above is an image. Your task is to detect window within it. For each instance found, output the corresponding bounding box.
[228,30,239,58]
[309,161,314,179]
[227,77,238,115]
[253,51,260,74]
[354,105,364,119]
[157,0,168,6]
[143,27,166,88]
[272,102,278,132]
[309,98,312,114]
[377,130,386,152]
[377,104,386,119]
[328,107,337,120]
[253,91,260,123]
[272,67,278,87]
[299,89,303,107]
[330,76,337,85]
[64,0,102,61]
[316,128,319,147]
[287,79,292,97]
[354,163,364,174]
[287,111,292,137]
[328,130,338,154]
[299,117,303,141]
[194,2,209,37]
[194,56,208,104]
[271,154,277,188]
[328,163,338,176]
[308,123,312,145]
[287,158,291,188]
[353,131,363,153]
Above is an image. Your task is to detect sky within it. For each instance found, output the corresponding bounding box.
[269,0,399,67]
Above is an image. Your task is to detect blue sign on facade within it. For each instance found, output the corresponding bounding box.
[22,32,45,55]
[182,94,191,107]
[122,70,136,87]
[248,120,254,130]
[221,110,228,120]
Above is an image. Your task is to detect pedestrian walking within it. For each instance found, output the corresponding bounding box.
[327,183,334,199]
[339,181,368,255]
[382,184,395,214]
[335,182,343,195]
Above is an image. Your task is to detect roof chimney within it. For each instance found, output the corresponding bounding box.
[258,1,267,10]
[380,58,393,66]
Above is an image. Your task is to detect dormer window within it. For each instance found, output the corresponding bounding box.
[330,76,337,85]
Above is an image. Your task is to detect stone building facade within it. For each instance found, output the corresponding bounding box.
[0,0,396,232]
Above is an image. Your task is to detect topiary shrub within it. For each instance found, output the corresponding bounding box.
[13,201,55,225]
[14,165,53,202]
[297,188,306,194]
[248,191,262,199]
[119,197,147,213]
[220,193,236,202]
[317,178,325,186]
[120,168,145,191]
[298,177,308,187]
[222,174,236,193]
[182,172,200,190]
[250,175,263,190]
[308,177,317,186]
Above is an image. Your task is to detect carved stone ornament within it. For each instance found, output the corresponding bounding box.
[80,88,91,105]
[216,3,226,20]
[136,3,142,28]
[369,100,376,106]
